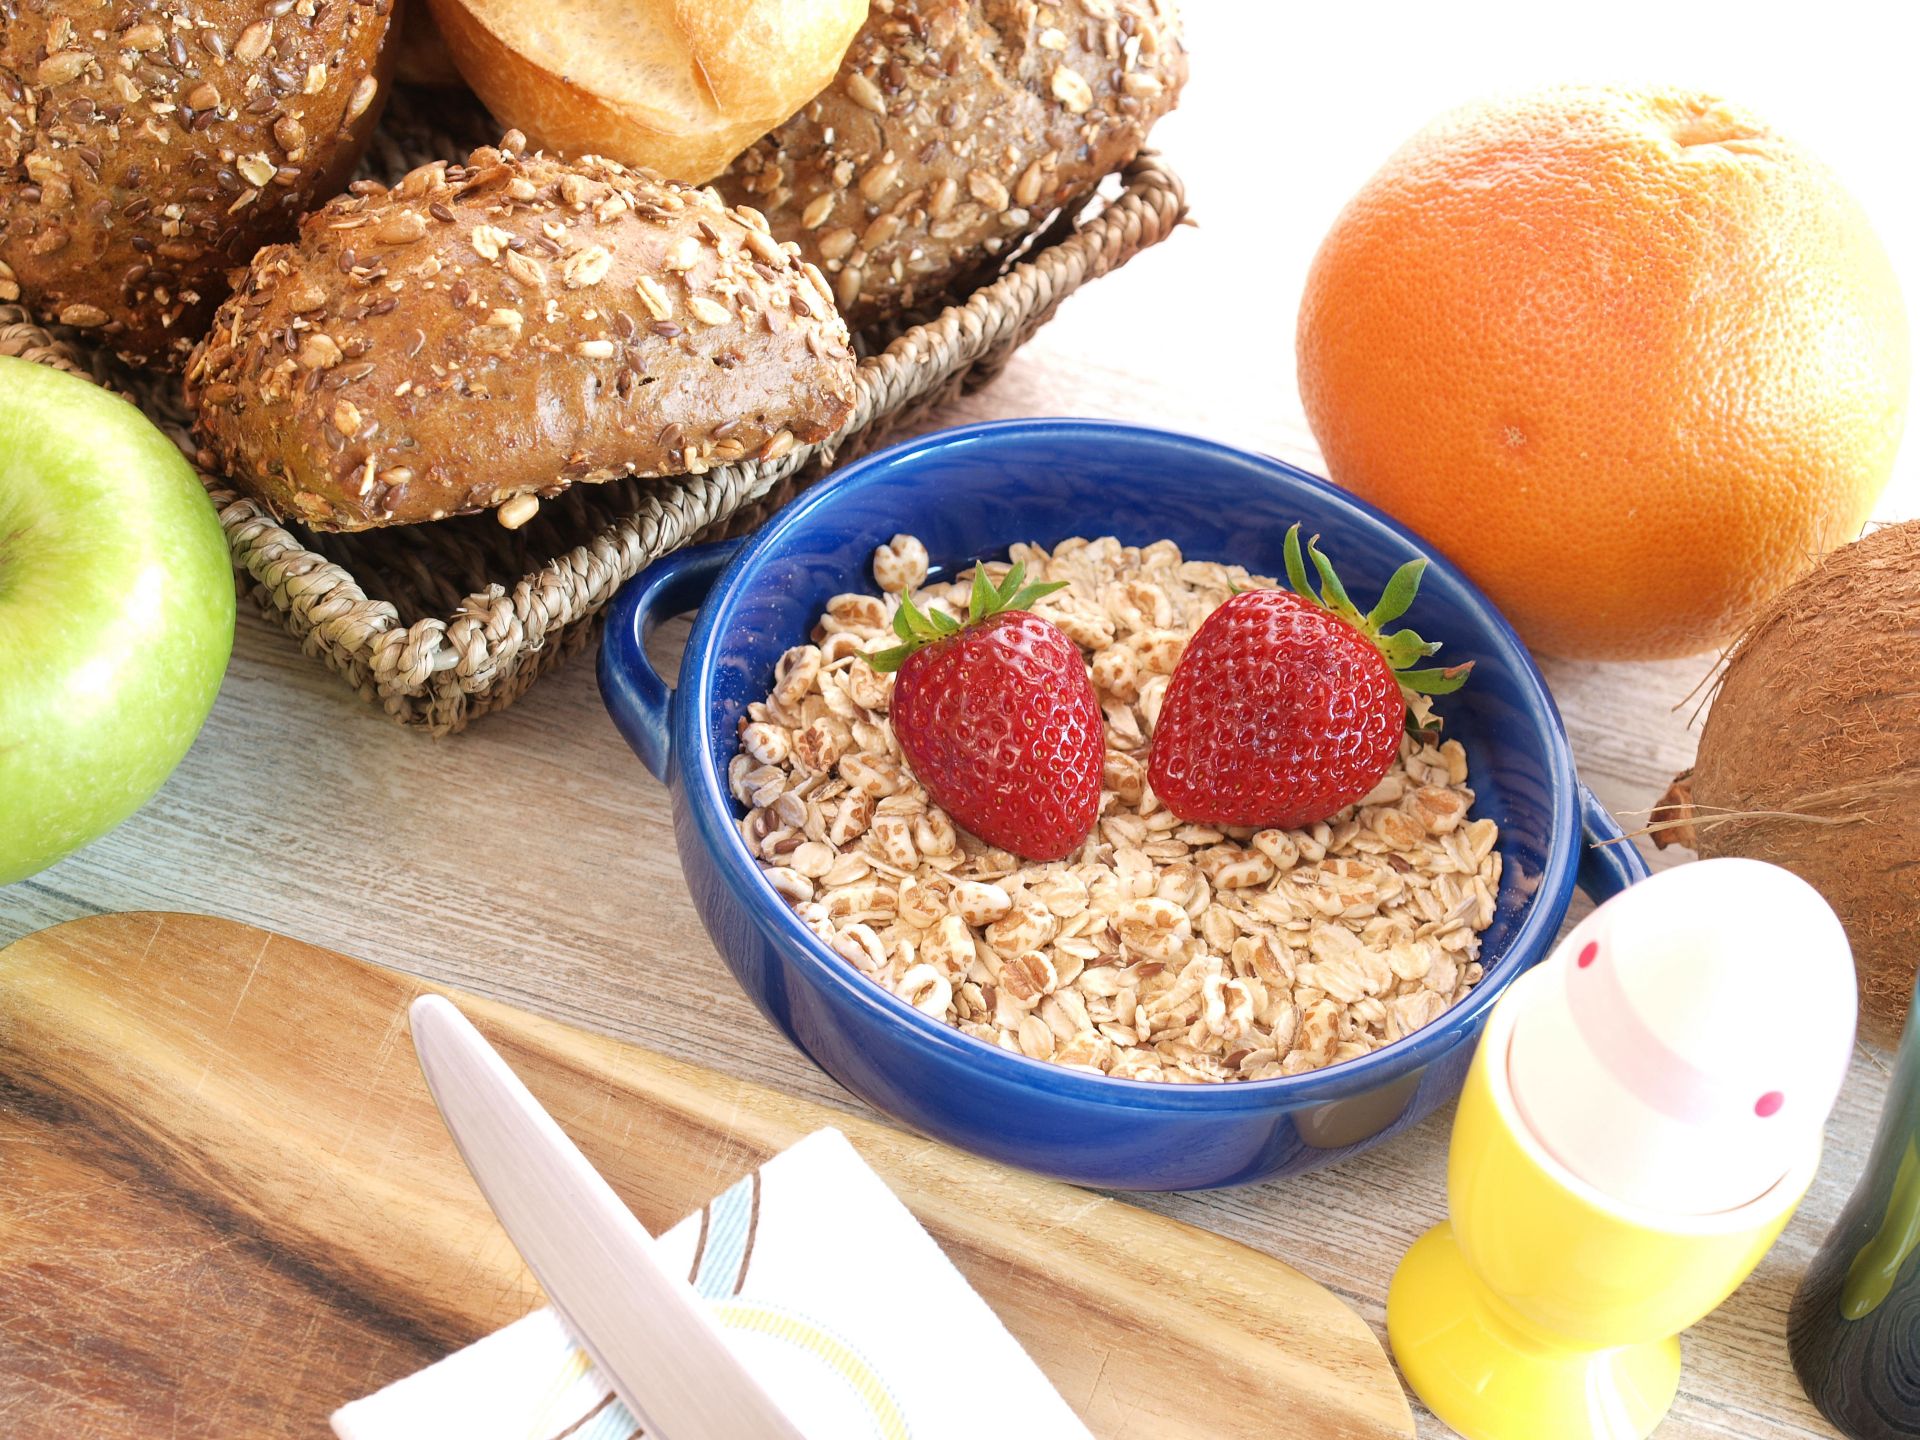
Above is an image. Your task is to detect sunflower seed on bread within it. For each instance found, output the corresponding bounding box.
[0,0,395,369]
[185,134,858,531]
[719,0,1188,329]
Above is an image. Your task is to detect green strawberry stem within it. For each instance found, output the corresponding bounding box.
[869,560,1066,673]
[1282,524,1473,698]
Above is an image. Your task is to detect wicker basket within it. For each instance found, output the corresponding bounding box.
[0,88,1186,734]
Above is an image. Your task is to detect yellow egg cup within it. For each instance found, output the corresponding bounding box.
[1387,966,1818,1440]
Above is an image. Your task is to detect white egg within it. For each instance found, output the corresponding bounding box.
[1506,857,1855,1215]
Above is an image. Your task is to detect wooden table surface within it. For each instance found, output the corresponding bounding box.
[4,7,1916,1437]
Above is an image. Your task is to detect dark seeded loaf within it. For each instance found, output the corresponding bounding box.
[0,0,395,369]
[719,0,1186,329]
[186,134,858,530]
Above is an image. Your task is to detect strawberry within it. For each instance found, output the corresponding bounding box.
[870,562,1101,862]
[1148,526,1472,830]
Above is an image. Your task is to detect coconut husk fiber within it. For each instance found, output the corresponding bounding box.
[1655,520,1920,1047]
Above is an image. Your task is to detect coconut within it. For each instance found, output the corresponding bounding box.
[1654,520,1920,1046]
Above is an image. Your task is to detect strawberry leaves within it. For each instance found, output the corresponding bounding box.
[1366,556,1426,631]
[1282,524,1473,697]
[870,560,1066,673]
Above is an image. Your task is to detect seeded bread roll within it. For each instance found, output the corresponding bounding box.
[720,0,1185,328]
[0,0,395,369]
[186,134,859,531]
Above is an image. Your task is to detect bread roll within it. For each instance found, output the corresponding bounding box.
[424,0,868,184]
[720,0,1187,328]
[0,0,394,369]
[186,134,857,531]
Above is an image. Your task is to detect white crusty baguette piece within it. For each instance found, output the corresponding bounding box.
[424,0,869,184]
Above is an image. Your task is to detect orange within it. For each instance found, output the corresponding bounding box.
[1296,86,1910,660]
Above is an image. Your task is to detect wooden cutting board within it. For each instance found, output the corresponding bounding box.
[0,913,1414,1440]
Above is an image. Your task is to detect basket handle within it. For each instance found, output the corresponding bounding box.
[1576,785,1647,904]
[597,540,741,781]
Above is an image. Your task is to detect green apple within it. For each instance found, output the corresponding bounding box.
[0,356,234,884]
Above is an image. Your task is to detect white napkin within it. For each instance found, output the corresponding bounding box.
[332,1128,1092,1440]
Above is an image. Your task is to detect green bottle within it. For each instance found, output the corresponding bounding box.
[1791,978,1920,1437]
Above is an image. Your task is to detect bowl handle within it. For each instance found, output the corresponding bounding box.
[597,540,742,781]
[1575,784,1649,904]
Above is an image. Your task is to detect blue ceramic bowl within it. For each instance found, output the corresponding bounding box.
[599,420,1645,1191]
